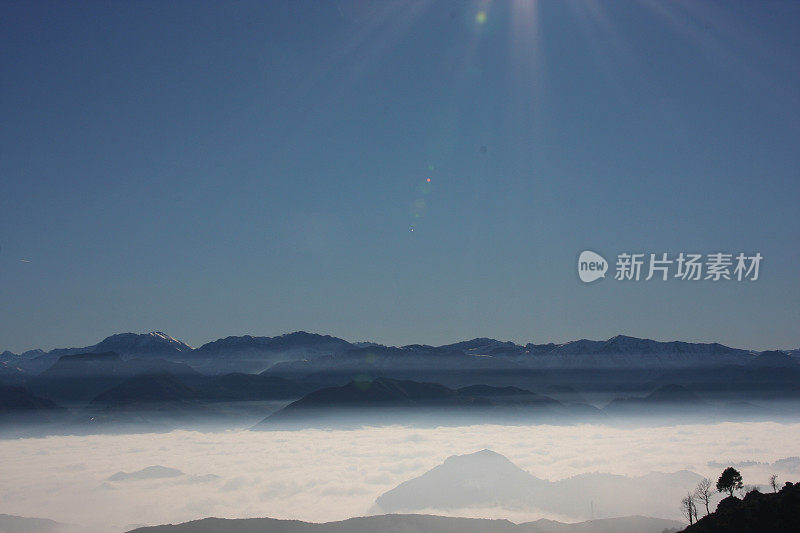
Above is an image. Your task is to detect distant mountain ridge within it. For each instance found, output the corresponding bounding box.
[191,332,354,373]
[1,330,779,377]
[195,331,351,355]
[127,513,685,533]
[0,514,77,533]
[4,332,193,373]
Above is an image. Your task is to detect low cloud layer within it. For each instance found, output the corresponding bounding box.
[0,422,798,531]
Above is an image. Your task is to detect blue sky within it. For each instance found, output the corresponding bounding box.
[1,0,798,352]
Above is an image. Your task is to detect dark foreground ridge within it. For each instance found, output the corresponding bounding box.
[680,481,800,532]
[126,513,683,533]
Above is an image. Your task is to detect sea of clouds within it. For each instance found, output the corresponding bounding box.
[0,422,798,531]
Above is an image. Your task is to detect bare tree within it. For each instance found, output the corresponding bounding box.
[769,474,779,493]
[681,492,697,525]
[694,478,713,516]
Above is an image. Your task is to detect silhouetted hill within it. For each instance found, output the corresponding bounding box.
[376,449,548,511]
[644,384,704,403]
[457,385,560,406]
[0,514,77,533]
[639,363,800,403]
[42,351,125,377]
[375,449,701,521]
[681,482,800,532]
[543,385,588,405]
[605,384,709,418]
[0,385,58,412]
[87,372,201,411]
[76,372,217,429]
[0,385,66,433]
[196,373,319,400]
[274,377,461,408]
[253,378,574,429]
[29,352,200,403]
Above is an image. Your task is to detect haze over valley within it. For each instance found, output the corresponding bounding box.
[1,331,799,531]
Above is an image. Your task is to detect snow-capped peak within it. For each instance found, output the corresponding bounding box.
[148,331,185,345]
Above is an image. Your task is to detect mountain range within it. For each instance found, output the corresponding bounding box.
[5,331,794,377]
[126,514,684,533]
[1,331,799,436]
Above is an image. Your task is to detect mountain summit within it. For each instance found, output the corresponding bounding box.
[93,332,193,355]
[376,449,702,521]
